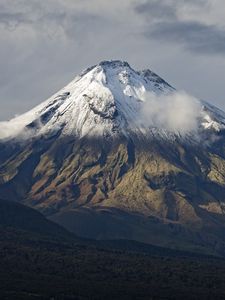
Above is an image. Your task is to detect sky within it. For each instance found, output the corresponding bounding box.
[0,0,225,121]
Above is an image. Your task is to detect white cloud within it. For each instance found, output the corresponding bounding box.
[140,91,201,134]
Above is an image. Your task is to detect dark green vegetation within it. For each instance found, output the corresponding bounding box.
[1,199,225,300]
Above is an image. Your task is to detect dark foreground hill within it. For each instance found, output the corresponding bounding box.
[0,198,74,240]
[1,199,225,299]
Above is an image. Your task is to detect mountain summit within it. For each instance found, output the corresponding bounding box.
[1,60,225,256]
[1,60,225,142]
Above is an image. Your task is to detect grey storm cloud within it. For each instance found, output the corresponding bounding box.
[135,0,225,55]
[0,1,101,39]
[0,12,31,27]
[150,21,225,55]
[135,0,209,18]
[135,0,176,21]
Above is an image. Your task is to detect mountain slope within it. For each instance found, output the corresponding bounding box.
[1,60,225,255]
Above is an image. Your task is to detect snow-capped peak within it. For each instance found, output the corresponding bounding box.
[0,60,225,142]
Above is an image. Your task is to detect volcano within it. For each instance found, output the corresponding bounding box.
[1,60,225,256]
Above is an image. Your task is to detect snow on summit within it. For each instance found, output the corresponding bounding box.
[0,60,225,141]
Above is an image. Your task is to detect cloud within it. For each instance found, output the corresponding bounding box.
[0,0,100,40]
[135,0,225,55]
[140,91,202,135]
[135,0,209,21]
[0,0,225,123]
[0,119,31,140]
[135,0,176,21]
[149,21,225,55]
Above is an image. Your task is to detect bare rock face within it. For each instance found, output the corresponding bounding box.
[1,60,225,256]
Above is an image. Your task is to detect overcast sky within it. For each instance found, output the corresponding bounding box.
[0,0,225,121]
